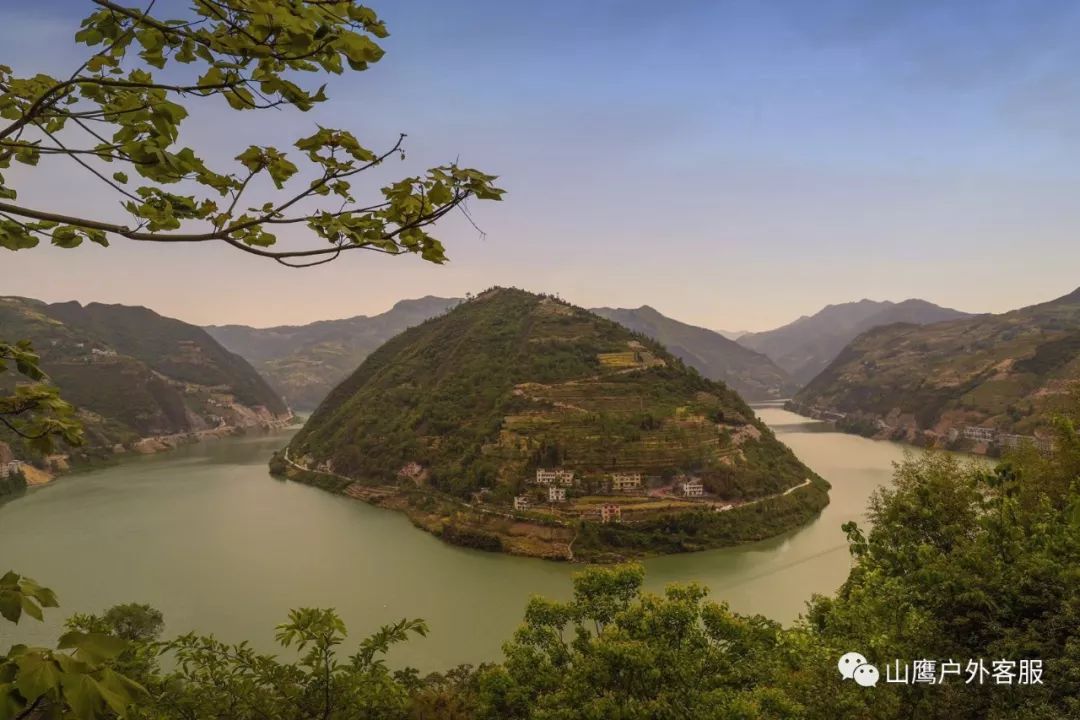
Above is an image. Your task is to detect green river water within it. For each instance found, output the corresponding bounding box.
[0,407,956,670]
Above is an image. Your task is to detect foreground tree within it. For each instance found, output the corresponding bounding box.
[0,572,145,720]
[149,609,427,720]
[0,1,503,265]
[0,341,83,453]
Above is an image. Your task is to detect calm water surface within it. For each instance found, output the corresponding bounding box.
[0,407,953,670]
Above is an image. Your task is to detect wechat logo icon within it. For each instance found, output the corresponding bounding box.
[839,651,879,687]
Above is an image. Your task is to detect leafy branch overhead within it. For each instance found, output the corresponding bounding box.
[0,0,504,266]
[0,340,83,452]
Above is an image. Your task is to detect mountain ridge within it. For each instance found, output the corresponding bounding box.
[590,305,797,400]
[738,298,974,385]
[790,287,1080,452]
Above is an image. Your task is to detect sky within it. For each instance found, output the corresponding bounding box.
[2,0,1080,331]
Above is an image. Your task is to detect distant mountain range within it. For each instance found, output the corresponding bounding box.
[737,299,973,385]
[205,297,461,409]
[208,299,798,408]
[590,306,797,400]
[792,287,1080,448]
[0,297,289,464]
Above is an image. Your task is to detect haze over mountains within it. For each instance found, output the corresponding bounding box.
[737,299,974,385]
[794,287,1080,448]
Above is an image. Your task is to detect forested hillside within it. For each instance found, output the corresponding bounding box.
[285,288,828,559]
[792,287,1080,452]
[739,298,973,385]
[0,297,290,465]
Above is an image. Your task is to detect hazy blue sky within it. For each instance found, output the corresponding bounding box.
[3,0,1080,330]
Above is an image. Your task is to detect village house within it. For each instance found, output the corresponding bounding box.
[962,426,996,443]
[609,472,642,492]
[599,503,622,524]
[680,478,705,497]
[513,495,530,511]
[0,460,22,478]
[535,468,575,486]
[548,486,566,503]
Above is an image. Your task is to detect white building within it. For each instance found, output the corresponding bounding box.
[610,472,642,492]
[0,460,22,479]
[513,495,530,511]
[962,426,996,443]
[599,504,622,524]
[548,486,567,503]
[535,469,575,486]
[680,479,704,497]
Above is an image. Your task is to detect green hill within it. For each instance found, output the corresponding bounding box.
[591,305,797,400]
[283,288,828,561]
[791,287,1080,452]
[0,297,290,466]
[205,297,460,410]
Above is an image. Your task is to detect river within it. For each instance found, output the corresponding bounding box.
[0,406,954,670]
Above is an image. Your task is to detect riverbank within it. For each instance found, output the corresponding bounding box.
[7,413,297,488]
[272,448,831,563]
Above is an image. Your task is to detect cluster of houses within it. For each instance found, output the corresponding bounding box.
[511,468,709,522]
[0,460,23,479]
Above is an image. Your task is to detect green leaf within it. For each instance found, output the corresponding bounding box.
[13,654,61,703]
[57,633,127,664]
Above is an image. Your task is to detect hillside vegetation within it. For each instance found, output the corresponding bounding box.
[206,297,459,409]
[591,305,797,400]
[0,297,289,465]
[739,298,973,385]
[285,288,827,560]
[793,287,1080,451]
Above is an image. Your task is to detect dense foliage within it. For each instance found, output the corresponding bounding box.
[0,0,502,264]
[6,422,1079,718]
[290,288,815,501]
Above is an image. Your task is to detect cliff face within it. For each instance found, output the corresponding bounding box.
[0,297,290,464]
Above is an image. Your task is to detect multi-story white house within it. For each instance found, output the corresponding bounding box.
[610,472,642,492]
[680,478,705,497]
[599,504,622,524]
[535,469,575,486]
[962,426,996,443]
[0,460,23,479]
[548,486,567,503]
[513,495,530,511]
